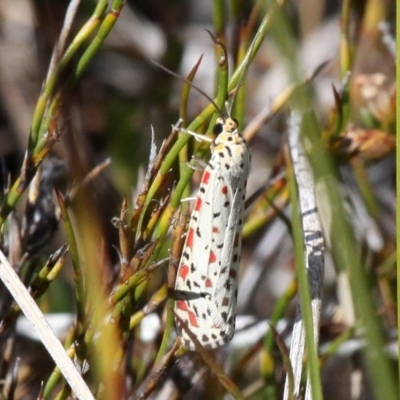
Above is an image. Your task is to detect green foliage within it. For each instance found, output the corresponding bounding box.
[0,0,396,399]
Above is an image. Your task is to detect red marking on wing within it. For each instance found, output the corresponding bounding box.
[209,251,217,263]
[177,302,199,327]
[221,186,228,195]
[194,198,202,211]
[186,228,194,248]
[177,300,188,311]
[188,311,199,327]
[202,170,211,184]
[205,278,212,288]
[179,264,189,280]
[212,226,219,233]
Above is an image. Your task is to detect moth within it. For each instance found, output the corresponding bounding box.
[174,117,251,350]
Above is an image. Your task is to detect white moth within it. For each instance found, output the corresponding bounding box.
[174,117,251,350]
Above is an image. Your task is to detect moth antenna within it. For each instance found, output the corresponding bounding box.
[206,27,252,118]
[204,29,228,65]
[206,28,243,116]
[151,59,225,120]
[225,100,232,118]
[227,26,263,119]
[204,29,231,117]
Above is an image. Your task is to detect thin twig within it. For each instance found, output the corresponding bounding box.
[0,250,94,400]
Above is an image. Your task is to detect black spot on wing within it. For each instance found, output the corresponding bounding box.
[193,304,199,316]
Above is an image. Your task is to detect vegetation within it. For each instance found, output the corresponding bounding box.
[0,1,396,399]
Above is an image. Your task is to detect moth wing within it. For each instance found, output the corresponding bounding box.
[174,163,222,350]
[187,163,221,292]
[175,141,250,350]
[207,174,246,338]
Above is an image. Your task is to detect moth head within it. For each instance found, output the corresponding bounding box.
[213,117,239,135]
